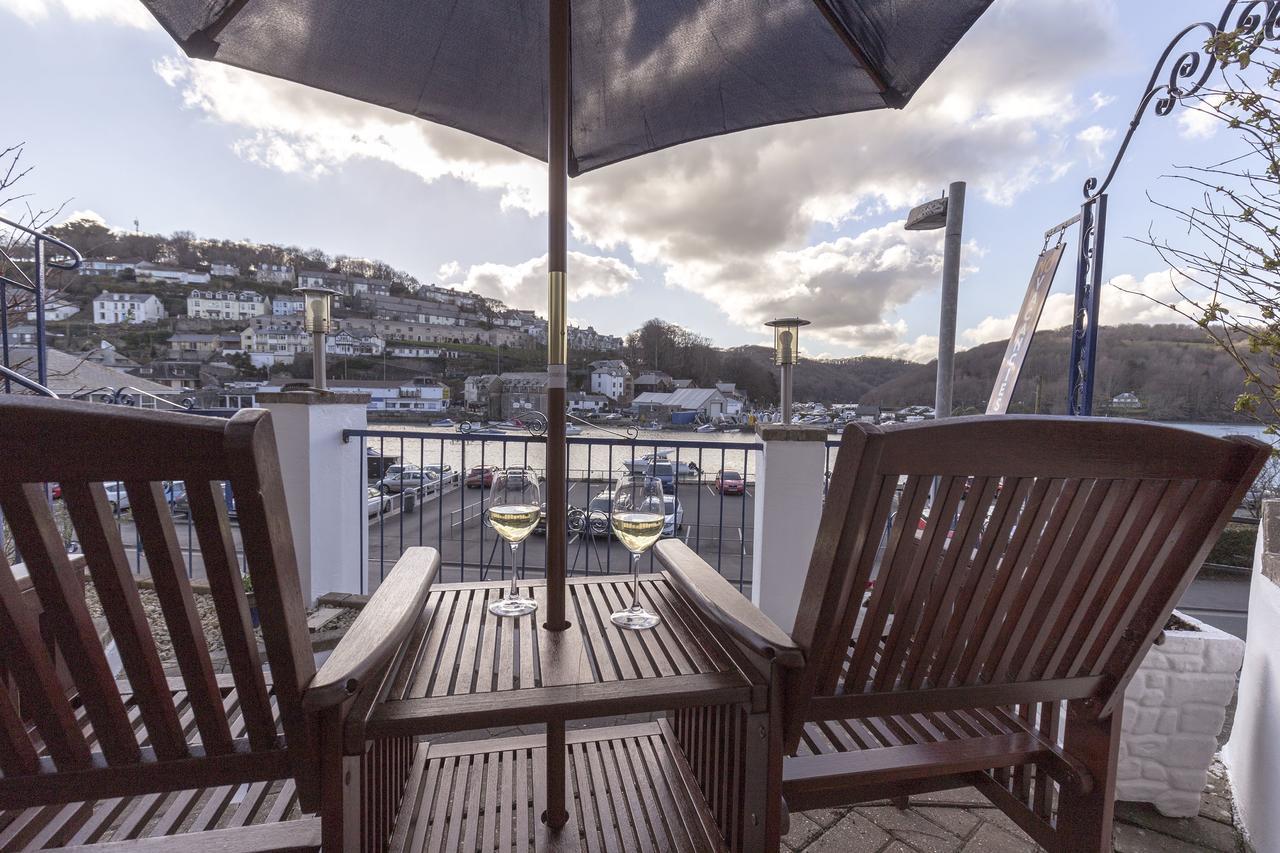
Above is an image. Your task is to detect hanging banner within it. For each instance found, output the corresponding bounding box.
[986,243,1067,414]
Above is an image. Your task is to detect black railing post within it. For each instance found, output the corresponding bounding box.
[1068,194,1106,416]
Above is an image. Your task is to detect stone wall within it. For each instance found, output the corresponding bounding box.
[1117,612,1245,817]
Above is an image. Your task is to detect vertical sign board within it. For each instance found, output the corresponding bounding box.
[986,243,1067,414]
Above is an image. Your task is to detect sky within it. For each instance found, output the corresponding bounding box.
[0,0,1240,361]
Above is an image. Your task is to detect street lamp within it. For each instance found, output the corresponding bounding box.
[294,285,339,391]
[764,317,809,425]
[905,181,965,419]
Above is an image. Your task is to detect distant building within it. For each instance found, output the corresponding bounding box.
[4,324,43,347]
[325,377,450,412]
[411,283,481,310]
[273,296,305,316]
[715,382,747,416]
[632,387,728,421]
[77,259,141,277]
[92,292,166,324]
[327,329,385,357]
[464,374,502,418]
[361,292,472,326]
[497,372,550,420]
[1110,391,1143,410]
[7,346,179,406]
[566,391,608,414]
[253,263,295,284]
[135,262,210,285]
[386,344,460,360]
[25,291,79,322]
[187,290,271,320]
[240,323,309,366]
[127,360,205,390]
[209,262,240,278]
[590,359,633,404]
[167,332,243,361]
[633,371,675,396]
[296,270,392,299]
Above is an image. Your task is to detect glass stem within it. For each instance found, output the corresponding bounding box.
[629,553,642,610]
[509,542,521,599]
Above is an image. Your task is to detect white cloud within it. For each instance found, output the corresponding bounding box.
[960,268,1195,351]
[1089,91,1116,111]
[146,0,1114,358]
[0,0,153,28]
[442,252,638,311]
[1076,124,1117,161]
[1177,101,1223,140]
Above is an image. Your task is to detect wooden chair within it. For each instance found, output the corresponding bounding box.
[0,397,748,852]
[656,416,1268,852]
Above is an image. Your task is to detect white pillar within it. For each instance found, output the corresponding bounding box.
[751,424,828,634]
[258,391,370,604]
[1224,500,1280,852]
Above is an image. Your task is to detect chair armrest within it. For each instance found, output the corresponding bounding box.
[303,547,439,711]
[654,539,804,669]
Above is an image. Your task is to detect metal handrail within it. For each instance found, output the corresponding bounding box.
[0,214,83,281]
[0,364,56,397]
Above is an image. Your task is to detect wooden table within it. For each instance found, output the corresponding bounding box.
[343,572,765,846]
[345,573,763,746]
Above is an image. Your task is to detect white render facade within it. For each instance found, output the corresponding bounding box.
[135,263,211,285]
[92,292,166,325]
[187,290,271,320]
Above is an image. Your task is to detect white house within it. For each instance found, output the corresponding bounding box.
[209,262,240,278]
[327,329,385,357]
[240,323,308,360]
[253,263,295,284]
[77,259,139,277]
[26,292,80,322]
[566,391,608,414]
[386,344,459,359]
[135,262,210,285]
[327,377,450,412]
[590,359,632,403]
[187,290,271,320]
[273,296,305,316]
[92,292,166,325]
[715,382,747,416]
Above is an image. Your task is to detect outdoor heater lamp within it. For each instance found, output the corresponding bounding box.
[765,317,809,424]
[294,285,339,391]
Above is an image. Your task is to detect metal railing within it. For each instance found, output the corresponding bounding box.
[0,214,82,393]
[346,428,760,592]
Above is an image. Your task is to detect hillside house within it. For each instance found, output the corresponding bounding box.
[135,262,210,285]
[253,263,295,284]
[92,292,166,324]
[590,359,633,404]
[187,290,271,320]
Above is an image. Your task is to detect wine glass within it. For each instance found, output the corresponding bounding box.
[609,473,665,630]
[487,467,541,618]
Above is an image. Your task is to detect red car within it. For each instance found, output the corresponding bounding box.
[715,470,745,495]
[465,465,499,488]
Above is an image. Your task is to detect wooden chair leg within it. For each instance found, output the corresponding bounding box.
[1055,701,1121,852]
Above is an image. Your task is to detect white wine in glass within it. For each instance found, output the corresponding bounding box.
[609,474,665,630]
[487,468,540,618]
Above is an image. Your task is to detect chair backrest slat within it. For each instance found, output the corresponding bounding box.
[787,416,1269,749]
[186,480,277,751]
[0,550,92,770]
[0,482,140,766]
[125,479,235,755]
[0,397,316,811]
[61,481,190,761]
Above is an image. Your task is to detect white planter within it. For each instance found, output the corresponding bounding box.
[1116,610,1245,818]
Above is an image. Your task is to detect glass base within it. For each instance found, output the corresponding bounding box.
[610,606,661,630]
[490,595,538,618]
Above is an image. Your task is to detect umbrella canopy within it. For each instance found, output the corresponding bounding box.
[141,0,992,175]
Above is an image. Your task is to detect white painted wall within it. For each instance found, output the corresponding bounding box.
[1224,501,1280,852]
[260,393,369,603]
[750,426,827,634]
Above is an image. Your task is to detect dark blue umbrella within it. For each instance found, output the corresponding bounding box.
[138,0,993,829]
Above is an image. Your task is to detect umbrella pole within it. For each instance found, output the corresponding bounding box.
[543,0,571,832]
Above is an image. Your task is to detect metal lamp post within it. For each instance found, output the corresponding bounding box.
[765,317,809,425]
[294,285,339,391]
[906,181,966,420]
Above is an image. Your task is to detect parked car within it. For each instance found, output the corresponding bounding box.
[662,495,684,537]
[715,470,745,495]
[367,487,392,517]
[465,465,499,488]
[585,490,614,537]
[533,503,587,535]
[380,466,438,494]
[503,467,543,488]
[171,481,234,519]
[423,464,459,487]
[103,481,130,513]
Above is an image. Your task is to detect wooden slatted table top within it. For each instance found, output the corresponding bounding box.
[347,573,762,746]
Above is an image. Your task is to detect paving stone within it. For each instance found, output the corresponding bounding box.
[1114,802,1238,851]
[783,812,826,851]
[858,806,963,852]
[915,806,982,838]
[802,810,893,853]
[970,808,1034,844]
[1113,822,1226,853]
[959,823,1035,852]
[800,807,851,829]
[914,788,989,807]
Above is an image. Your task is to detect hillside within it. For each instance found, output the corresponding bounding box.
[723,345,918,403]
[862,324,1249,421]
